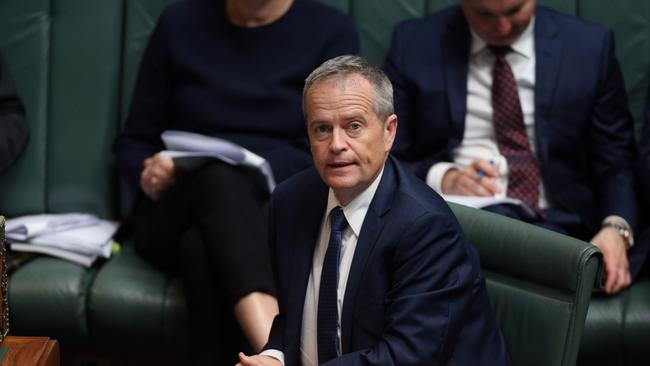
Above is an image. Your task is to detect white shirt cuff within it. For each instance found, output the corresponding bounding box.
[426,162,459,193]
[259,349,285,365]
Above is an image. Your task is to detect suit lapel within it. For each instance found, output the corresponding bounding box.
[443,8,471,142]
[340,158,397,353]
[533,7,561,167]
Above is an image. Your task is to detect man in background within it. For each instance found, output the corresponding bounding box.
[384,0,645,294]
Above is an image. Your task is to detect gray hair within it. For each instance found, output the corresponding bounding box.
[303,55,394,121]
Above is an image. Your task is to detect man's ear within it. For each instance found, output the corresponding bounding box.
[384,114,398,151]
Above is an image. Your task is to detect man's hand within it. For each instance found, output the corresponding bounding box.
[590,227,631,295]
[441,159,502,196]
[236,352,282,366]
[140,153,176,201]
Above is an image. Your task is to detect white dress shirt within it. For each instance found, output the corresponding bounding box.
[426,17,550,210]
[261,168,384,366]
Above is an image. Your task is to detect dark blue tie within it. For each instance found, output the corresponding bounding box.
[318,207,347,363]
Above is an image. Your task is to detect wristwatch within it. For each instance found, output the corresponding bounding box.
[602,216,634,250]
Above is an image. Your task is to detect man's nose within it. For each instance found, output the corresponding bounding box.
[496,17,512,37]
[329,128,348,152]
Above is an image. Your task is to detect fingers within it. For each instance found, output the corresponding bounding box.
[238,352,249,366]
[457,172,493,196]
[139,154,177,200]
[603,256,618,294]
[609,257,630,294]
[459,165,500,196]
[473,159,500,178]
[237,353,267,366]
[468,161,502,195]
[237,353,281,366]
[592,227,631,295]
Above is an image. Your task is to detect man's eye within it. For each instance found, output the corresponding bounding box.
[507,5,522,16]
[349,122,362,131]
[314,125,330,134]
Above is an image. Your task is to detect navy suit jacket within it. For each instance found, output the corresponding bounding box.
[384,6,643,273]
[637,106,650,265]
[265,156,508,365]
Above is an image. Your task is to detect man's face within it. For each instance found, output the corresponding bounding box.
[460,0,535,46]
[305,74,397,205]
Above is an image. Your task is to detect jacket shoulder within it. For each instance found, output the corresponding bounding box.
[394,6,460,35]
[536,6,611,35]
[272,167,326,205]
[392,159,456,220]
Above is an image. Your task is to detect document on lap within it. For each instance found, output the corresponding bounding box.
[442,194,536,219]
[160,130,276,192]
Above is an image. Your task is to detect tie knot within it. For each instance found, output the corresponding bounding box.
[329,207,347,233]
[488,45,512,59]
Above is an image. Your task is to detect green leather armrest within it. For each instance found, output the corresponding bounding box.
[9,257,96,346]
[89,244,189,352]
[448,203,603,366]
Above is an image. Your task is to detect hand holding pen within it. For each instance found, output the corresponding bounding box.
[441,159,503,196]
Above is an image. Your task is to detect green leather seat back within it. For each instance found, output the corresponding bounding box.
[0,0,123,219]
[449,203,602,366]
[0,0,124,345]
[46,0,123,217]
[120,0,173,123]
[0,0,50,214]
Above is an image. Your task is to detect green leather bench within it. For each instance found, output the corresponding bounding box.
[0,0,648,364]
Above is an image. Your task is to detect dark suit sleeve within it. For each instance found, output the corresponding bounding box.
[640,106,650,211]
[589,30,638,233]
[630,105,650,278]
[325,213,506,366]
[114,15,171,200]
[0,54,29,174]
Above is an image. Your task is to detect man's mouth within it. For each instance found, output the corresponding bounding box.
[327,161,355,169]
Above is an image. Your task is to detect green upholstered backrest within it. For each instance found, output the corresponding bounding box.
[0,0,123,219]
[0,0,50,215]
[120,0,172,123]
[321,0,650,139]
[1,0,646,220]
[449,203,602,366]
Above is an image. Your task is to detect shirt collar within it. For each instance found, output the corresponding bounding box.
[470,15,535,59]
[325,167,384,238]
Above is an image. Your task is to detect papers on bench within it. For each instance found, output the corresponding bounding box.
[442,195,536,219]
[6,213,118,268]
[160,130,276,192]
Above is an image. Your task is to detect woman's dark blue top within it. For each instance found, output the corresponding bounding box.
[115,0,359,197]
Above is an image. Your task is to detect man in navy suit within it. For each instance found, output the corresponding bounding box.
[237,55,508,365]
[384,0,644,295]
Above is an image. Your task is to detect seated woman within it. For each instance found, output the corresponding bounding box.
[114,0,358,363]
[0,53,29,175]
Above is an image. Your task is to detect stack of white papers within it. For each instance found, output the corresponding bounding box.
[161,130,276,192]
[6,213,118,268]
[442,195,535,219]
